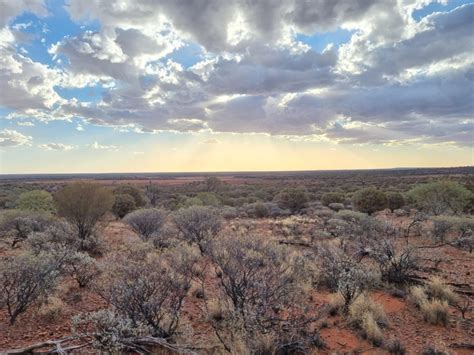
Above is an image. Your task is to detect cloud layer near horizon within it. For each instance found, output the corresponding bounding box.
[0,0,473,150]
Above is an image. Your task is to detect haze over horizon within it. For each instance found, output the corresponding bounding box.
[0,0,473,173]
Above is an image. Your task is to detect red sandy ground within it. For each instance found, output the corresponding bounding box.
[1,215,473,354]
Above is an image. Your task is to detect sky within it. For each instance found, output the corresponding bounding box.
[0,0,473,173]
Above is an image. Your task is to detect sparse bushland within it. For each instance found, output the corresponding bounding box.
[16,190,55,213]
[430,215,473,247]
[173,205,222,254]
[145,184,161,207]
[112,193,136,218]
[408,180,472,215]
[274,186,309,213]
[352,187,388,215]
[123,208,166,241]
[0,251,67,324]
[56,182,113,251]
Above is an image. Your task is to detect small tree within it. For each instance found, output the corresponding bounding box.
[56,182,114,248]
[114,185,146,207]
[408,181,471,215]
[112,194,136,218]
[17,190,55,213]
[123,209,166,241]
[173,206,222,254]
[386,192,405,212]
[275,187,309,213]
[352,188,388,215]
[205,176,222,192]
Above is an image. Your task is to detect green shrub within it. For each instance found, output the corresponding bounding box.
[17,190,55,213]
[112,194,136,218]
[274,187,308,213]
[408,181,471,215]
[114,185,146,207]
[352,188,388,215]
[321,192,344,206]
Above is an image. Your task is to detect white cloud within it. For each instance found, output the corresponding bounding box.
[0,129,32,146]
[88,141,118,151]
[38,143,75,150]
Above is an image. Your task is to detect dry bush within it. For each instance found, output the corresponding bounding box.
[173,206,222,254]
[349,294,388,328]
[208,235,320,353]
[68,252,100,288]
[409,286,450,326]
[386,339,406,355]
[123,208,166,241]
[361,312,384,345]
[318,245,379,310]
[371,239,418,284]
[112,194,136,218]
[425,277,458,304]
[72,309,151,352]
[0,211,51,248]
[96,248,195,338]
[0,252,64,324]
[37,296,67,322]
[352,188,388,215]
[28,220,79,255]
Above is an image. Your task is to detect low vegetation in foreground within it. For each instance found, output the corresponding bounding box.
[0,168,473,354]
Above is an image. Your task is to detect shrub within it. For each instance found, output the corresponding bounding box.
[68,252,100,288]
[17,190,55,213]
[209,235,316,352]
[328,202,345,211]
[123,208,166,241]
[321,192,344,206]
[205,176,222,192]
[425,277,457,304]
[386,339,406,355]
[72,309,151,352]
[244,202,269,218]
[145,184,160,207]
[173,206,222,254]
[0,210,51,248]
[386,192,405,212]
[28,220,79,255]
[114,185,146,207]
[112,194,136,218]
[96,251,194,338]
[349,294,387,329]
[56,182,114,249]
[352,188,388,215]
[408,181,471,215]
[421,299,449,325]
[196,192,220,206]
[0,252,63,324]
[274,187,309,213]
[361,312,384,345]
[372,239,418,284]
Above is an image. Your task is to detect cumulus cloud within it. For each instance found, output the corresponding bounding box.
[0,129,32,146]
[38,143,75,150]
[0,0,472,149]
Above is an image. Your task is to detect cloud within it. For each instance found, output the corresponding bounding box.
[38,143,75,150]
[0,129,32,146]
[88,141,118,151]
[203,138,220,144]
[0,0,472,149]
